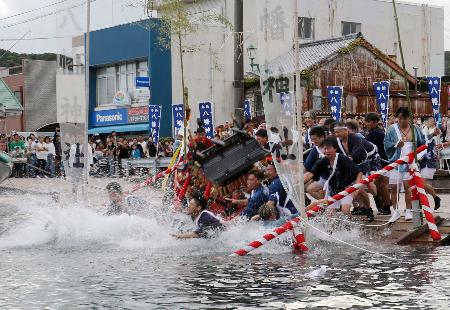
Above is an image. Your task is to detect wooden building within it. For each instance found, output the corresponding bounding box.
[246,33,448,118]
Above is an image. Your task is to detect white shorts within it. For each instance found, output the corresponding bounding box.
[328,194,353,209]
[388,170,411,185]
[420,167,436,180]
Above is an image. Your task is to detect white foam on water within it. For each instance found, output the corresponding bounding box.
[0,191,375,258]
[0,195,293,255]
[307,265,328,278]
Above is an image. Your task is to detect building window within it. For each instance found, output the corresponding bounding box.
[299,17,315,39]
[97,60,149,106]
[97,66,116,106]
[138,61,148,78]
[126,63,136,96]
[342,21,361,36]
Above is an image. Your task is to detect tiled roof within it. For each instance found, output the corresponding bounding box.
[0,78,23,112]
[268,33,361,76]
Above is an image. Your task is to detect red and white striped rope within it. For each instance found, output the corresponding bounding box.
[323,145,427,207]
[409,167,441,240]
[231,146,428,256]
[292,225,308,253]
[231,217,304,256]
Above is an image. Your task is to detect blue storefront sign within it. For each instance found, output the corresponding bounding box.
[92,108,128,127]
[136,76,150,88]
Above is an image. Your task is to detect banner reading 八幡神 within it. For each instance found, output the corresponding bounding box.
[172,104,184,137]
[149,105,162,145]
[244,100,252,121]
[426,76,441,125]
[373,81,390,128]
[327,86,344,121]
[198,102,214,139]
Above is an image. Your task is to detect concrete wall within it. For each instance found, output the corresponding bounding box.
[2,116,22,133]
[170,0,236,128]
[23,60,57,131]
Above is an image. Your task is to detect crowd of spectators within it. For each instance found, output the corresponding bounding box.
[0,119,244,178]
[1,131,62,178]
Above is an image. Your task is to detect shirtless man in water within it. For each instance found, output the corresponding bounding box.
[104,182,149,216]
[105,182,129,215]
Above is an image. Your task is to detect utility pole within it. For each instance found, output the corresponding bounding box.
[84,0,91,189]
[233,0,244,126]
[294,0,306,221]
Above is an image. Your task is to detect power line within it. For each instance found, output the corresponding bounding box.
[0,36,73,41]
[0,31,31,61]
[0,0,97,30]
[0,0,72,21]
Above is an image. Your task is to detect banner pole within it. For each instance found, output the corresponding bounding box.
[294,0,307,222]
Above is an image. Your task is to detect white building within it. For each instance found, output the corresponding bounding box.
[243,0,444,77]
[173,0,444,126]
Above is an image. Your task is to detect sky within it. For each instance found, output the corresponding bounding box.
[0,0,448,54]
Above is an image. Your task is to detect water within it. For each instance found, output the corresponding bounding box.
[0,186,449,309]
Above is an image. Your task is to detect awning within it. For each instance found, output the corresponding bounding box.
[88,123,149,134]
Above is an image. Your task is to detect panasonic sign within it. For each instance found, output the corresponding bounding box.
[96,112,123,123]
[92,108,128,127]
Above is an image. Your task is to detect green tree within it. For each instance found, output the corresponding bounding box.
[0,49,56,68]
[142,0,232,155]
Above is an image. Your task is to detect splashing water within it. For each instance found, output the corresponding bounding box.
[1,185,449,309]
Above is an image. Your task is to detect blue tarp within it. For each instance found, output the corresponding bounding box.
[88,123,149,134]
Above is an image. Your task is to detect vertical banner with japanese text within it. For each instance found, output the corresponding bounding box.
[244,100,252,121]
[199,102,214,139]
[373,81,390,128]
[327,86,344,121]
[149,105,162,145]
[257,0,300,214]
[172,104,184,137]
[426,76,441,125]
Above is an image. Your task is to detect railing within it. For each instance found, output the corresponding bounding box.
[121,157,173,175]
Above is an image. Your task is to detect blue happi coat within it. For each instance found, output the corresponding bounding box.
[384,124,425,172]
